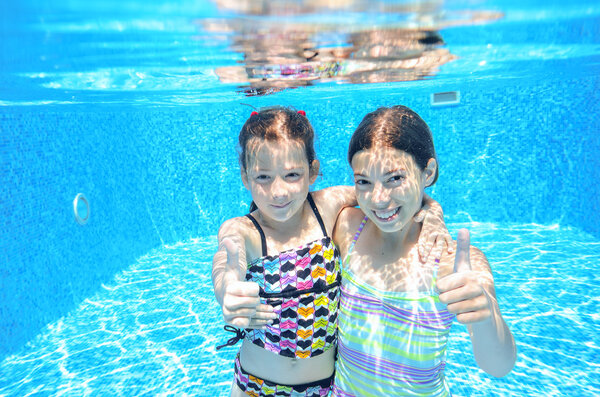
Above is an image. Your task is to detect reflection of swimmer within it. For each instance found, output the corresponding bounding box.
[216,47,456,84]
[211,0,445,15]
[214,69,311,96]
[346,49,458,84]
[213,28,456,95]
[202,1,502,95]
[349,29,444,60]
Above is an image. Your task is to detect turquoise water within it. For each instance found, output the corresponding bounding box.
[1,224,599,396]
[2,0,599,395]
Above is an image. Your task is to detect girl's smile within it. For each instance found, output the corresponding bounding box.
[351,146,435,234]
[271,201,291,208]
[373,206,402,222]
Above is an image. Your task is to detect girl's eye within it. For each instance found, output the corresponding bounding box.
[286,172,300,178]
[387,175,405,184]
[355,179,370,186]
[256,175,271,181]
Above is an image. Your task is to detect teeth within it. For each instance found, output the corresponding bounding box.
[374,207,399,219]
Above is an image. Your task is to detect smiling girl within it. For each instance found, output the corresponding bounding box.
[332,105,516,396]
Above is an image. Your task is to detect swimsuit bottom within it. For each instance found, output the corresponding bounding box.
[234,353,333,397]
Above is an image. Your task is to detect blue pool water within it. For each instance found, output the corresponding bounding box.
[1,0,599,396]
[0,226,599,396]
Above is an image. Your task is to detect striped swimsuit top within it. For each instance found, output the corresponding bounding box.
[218,194,342,359]
[333,216,454,397]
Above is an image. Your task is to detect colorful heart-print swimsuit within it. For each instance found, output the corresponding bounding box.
[217,193,341,396]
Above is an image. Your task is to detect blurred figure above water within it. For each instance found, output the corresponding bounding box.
[201,0,503,96]
[211,0,456,15]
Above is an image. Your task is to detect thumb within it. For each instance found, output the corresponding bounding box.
[453,229,471,273]
[223,237,243,281]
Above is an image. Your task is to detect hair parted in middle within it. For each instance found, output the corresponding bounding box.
[348,105,439,185]
[238,106,316,171]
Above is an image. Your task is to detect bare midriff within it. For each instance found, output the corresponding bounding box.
[239,338,335,384]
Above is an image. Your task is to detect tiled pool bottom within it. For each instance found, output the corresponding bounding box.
[1,224,598,396]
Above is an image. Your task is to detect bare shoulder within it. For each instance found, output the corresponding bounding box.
[311,186,356,234]
[339,206,365,227]
[217,216,254,246]
[333,207,365,252]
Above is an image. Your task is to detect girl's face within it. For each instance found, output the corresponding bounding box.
[242,139,318,224]
[352,146,436,233]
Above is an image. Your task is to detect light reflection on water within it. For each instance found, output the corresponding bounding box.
[5,0,506,103]
[5,0,596,106]
[0,223,598,396]
[202,1,503,96]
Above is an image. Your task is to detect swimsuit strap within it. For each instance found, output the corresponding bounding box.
[245,214,267,257]
[307,192,328,237]
[347,216,368,256]
[430,257,441,291]
[246,193,327,258]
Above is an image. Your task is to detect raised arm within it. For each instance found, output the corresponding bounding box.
[212,218,275,328]
[436,229,517,377]
[212,218,247,306]
[317,187,451,263]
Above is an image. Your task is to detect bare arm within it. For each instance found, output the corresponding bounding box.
[318,187,451,263]
[312,185,357,234]
[437,230,517,377]
[314,185,356,210]
[416,194,453,262]
[332,185,358,208]
[212,219,247,306]
[212,218,275,328]
[466,246,516,377]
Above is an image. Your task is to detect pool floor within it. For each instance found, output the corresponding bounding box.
[1,223,598,396]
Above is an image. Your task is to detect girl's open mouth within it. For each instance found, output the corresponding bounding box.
[373,206,401,222]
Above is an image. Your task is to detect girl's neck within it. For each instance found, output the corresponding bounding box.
[256,204,306,235]
[372,218,422,259]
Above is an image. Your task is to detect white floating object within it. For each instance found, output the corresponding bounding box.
[73,193,90,225]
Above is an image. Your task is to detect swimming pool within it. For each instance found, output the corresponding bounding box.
[1,0,599,396]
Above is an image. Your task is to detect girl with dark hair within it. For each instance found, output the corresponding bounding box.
[212,106,452,396]
[332,105,517,396]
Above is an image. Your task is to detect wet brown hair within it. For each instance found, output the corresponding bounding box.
[348,105,438,185]
[239,106,316,171]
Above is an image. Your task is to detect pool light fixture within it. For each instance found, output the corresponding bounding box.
[430,91,460,107]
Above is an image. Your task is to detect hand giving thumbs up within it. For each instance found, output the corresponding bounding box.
[221,238,276,329]
[436,229,493,324]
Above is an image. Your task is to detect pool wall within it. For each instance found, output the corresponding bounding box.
[2,73,599,358]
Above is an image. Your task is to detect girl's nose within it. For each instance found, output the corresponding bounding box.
[271,177,287,199]
[370,182,390,207]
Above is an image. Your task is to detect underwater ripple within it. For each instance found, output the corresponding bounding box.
[0,224,598,396]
